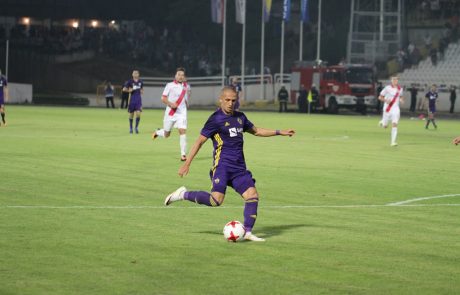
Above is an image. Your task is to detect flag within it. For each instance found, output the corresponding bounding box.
[307,90,312,102]
[211,0,224,24]
[300,0,309,22]
[263,0,272,23]
[235,0,246,24]
[283,0,291,22]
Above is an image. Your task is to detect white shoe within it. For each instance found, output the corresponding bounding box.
[244,232,265,242]
[391,142,398,147]
[378,120,383,127]
[164,186,186,206]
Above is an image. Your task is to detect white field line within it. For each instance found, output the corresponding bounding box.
[2,194,459,210]
[386,194,460,206]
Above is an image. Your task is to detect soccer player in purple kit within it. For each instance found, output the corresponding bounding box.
[425,84,438,129]
[123,70,144,134]
[164,87,295,242]
[0,69,9,126]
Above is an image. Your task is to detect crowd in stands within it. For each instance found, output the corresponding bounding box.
[396,0,460,71]
[0,22,241,76]
[407,0,460,23]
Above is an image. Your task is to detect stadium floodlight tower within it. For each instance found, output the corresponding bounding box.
[346,0,403,65]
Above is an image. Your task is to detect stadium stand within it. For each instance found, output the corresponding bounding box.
[399,42,460,87]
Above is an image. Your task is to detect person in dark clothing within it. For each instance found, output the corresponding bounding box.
[298,85,308,113]
[105,81,115,108]
[376,82,383,113]
[278,85,289,113]
[120,80,129,109]
[310,84,319,112]
[425,84,438,129]
[410,84,418,112]
[450,85,456,113]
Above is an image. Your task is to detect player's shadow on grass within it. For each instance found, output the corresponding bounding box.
[197,224,309,238]
[257,224,310,238]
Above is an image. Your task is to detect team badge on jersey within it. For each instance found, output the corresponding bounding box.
[214,178,220,184]
[237,118,242,125]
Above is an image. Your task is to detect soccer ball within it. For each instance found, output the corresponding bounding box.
[223,221,246,242]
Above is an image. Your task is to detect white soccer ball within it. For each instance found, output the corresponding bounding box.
[223,220,246,242]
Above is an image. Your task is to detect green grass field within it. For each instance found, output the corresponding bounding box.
[1,106,460,295]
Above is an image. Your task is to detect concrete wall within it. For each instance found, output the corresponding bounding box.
[6,83,33,104]
[405,91,456,112]
[141,84,276,108]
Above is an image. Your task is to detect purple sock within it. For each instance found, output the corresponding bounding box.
[184,191,220,207]
[243,198,259,232]
[129,118,133,129]
[135,117,140,127]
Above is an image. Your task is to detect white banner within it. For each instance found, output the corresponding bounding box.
[235,0,246,24]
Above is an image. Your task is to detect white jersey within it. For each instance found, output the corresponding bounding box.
[380,85,403,112]
[162,81,191,117]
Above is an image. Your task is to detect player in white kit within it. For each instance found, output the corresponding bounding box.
[378,76,404,146]
[152,68,191,161]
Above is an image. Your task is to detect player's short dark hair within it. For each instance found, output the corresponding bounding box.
[176,67,186,74]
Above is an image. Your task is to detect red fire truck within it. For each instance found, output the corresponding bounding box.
[291,62,377,114]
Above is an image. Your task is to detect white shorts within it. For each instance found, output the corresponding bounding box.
[382,108,400,126]
[163,114,187,131]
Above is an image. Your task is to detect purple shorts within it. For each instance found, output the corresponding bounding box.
[209,166,256,195]
[128,101,142,113]
[428,106,436,113]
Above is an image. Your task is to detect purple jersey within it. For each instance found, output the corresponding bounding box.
[201,108,254,170]
[127,79,143,112]
[127,79,143,103]
[425,91,438,112]
[0,76,7,101]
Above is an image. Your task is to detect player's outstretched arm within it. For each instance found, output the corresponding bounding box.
[248,126,295,137]
[453,136,460,145]
[178,135,208,177]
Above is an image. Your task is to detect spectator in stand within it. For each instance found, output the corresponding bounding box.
[278,85,289,113]
[450,85,457,113]
[410,45,421,68]
[423,33,432,50]
[397,48,406,71]
[408,42,415,56]
[439,37,447,60]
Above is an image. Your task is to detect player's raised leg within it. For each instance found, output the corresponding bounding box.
[165,187,224,207]
[152,118,173,140]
